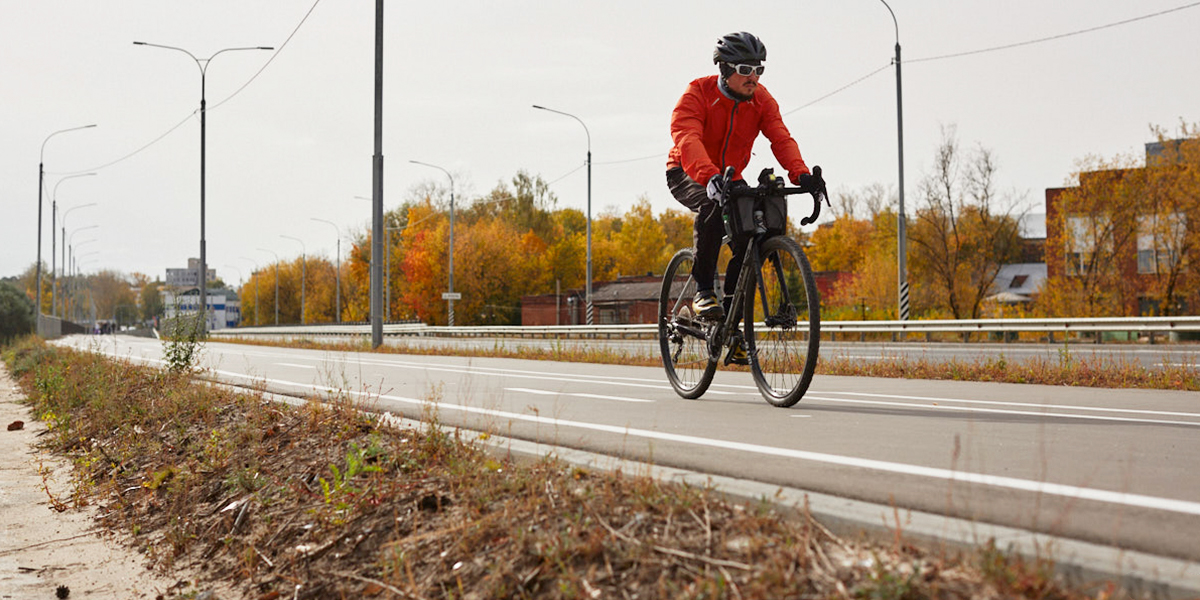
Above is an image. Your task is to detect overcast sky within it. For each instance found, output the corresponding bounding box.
[4,1,1198,284]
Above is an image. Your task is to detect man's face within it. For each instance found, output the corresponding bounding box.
[726,68,760,97]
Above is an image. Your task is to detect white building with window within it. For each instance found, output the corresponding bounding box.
[162,288,240,330]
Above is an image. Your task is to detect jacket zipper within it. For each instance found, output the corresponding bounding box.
[720,100,740,174]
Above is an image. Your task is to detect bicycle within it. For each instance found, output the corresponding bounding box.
[658,165,828,407]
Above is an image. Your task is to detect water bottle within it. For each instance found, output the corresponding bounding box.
[753,209,766,234]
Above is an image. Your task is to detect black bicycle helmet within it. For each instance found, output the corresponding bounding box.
[713,31,767,65]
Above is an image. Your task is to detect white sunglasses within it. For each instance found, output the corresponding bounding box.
[729,63,765,76]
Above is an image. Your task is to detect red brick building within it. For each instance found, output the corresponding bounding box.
[1044,139,1197,315]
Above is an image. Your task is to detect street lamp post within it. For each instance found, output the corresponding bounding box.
[257,248,280,325]
[880,0,910,321]
[532,105,593,324]
[409,160,457,326]
[61,202,97,317]
[281,235,307,324]
[37,124,95,325]
[135,41,273,335]
[311,218,342,323]
[51,173,96,318]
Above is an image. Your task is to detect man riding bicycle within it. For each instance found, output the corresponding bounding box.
[666,31,821,364]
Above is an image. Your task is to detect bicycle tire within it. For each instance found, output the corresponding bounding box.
[743,235,820,407]
[658,248,717,399]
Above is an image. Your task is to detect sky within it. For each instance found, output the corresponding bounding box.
[3,1,1198,285]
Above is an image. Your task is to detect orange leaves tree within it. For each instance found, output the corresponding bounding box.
[822,209,900,320]
[1041,122,1200,316]
[327,170,702,326]
[1138,124,1199,314]
[908,128,1023,319]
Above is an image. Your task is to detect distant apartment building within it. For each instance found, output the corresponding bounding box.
[162,288,240,330]
[165,258,216,289]
[162,258,237,330]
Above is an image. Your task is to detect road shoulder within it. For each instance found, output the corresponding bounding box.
[0,365,179,598]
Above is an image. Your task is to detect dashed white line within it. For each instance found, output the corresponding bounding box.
[506,387,653,403]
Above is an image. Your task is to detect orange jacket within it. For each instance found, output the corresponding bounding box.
[667,75,809,185]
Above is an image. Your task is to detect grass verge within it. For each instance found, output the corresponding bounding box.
[1,335,1128,599]
[217,335,1200,392]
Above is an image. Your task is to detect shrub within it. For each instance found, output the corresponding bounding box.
[0,281,35,344]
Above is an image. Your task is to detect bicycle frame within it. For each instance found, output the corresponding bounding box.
[659,164,826,404]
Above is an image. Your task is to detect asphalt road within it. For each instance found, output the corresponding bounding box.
[61,334,1200,564]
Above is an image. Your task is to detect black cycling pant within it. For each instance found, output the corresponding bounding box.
[666,167,748,303]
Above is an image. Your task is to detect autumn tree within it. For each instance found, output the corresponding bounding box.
[1040,123,1200,316]
[16,262,52,315]
[140,280,165,322]
[1138,124,1199,314]
[807,215,873,273]
[89,270,139,321]
[658,207,694,255]
[909,127,1023,318]
[826,209,900,319]
[612,197,672,278]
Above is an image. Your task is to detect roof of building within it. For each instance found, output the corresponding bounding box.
[990,262,1047,300]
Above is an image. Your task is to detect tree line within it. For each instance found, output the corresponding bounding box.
[15,123,1197,328]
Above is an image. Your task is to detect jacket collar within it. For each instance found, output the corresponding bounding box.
[717,76,754,104]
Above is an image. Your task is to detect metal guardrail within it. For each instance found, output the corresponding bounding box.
[209,316,1200,342]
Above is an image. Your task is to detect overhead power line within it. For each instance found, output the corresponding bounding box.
[910,1,1200,64]
[54,0,322,176]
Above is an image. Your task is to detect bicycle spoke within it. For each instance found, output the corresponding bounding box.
[658,249,716,398]
[745,236,820,407]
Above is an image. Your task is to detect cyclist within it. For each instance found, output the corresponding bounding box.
[665,31,819,363]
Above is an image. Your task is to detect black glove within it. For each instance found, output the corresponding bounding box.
[797,166,825,193]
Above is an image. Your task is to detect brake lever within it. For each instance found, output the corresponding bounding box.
[717,166,736,207]
[800,195,821,226]
[799,166,827,226]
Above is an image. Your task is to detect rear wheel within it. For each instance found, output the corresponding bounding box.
[744,235,820,407]
[658,248,717,399]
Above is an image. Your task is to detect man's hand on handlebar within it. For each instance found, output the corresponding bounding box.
[795,165,825,195]
[706,174,750,204]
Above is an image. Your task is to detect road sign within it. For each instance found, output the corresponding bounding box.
[442,292,462,300]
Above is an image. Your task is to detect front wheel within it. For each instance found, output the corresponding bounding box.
[744,236,820,407]
[658,248,717,399]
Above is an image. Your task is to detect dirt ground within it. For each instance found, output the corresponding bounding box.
[0,366,182,599]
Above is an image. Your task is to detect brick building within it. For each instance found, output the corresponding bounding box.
[1044,139,1196,315]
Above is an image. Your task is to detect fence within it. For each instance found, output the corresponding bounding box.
[209,316,1200,344]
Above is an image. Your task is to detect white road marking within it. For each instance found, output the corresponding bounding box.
[274,363,316,369]
[822,390,1200,419]
[193,367,1200,518]
[506,387,654,403]
[804,396,1200,427]
[73,340,1200,518]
